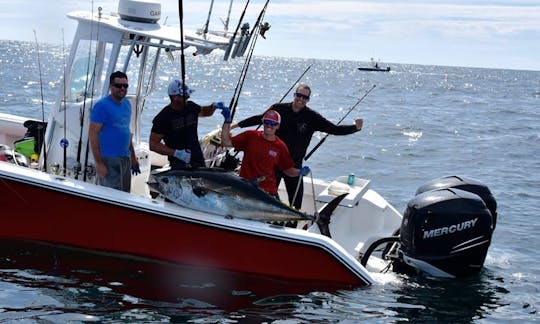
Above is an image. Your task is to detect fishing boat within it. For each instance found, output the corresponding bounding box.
[0,0,497,292]
[358,66,391,72]
[358,58,391,72]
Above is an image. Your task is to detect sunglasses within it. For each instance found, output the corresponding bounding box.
[294,92,310,100]
[112,83,129,89]
[263,119,279,127]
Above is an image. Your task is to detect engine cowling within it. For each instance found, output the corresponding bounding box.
[399,176,496,278]
[415,175,497,229]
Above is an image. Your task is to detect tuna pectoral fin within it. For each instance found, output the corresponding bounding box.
[192,186,208,197]
[316,193,348,238]
[250,175,268,186]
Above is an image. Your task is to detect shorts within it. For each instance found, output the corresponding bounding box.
[99,156,131,192]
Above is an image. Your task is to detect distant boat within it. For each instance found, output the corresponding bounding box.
[358,66,391,72]
[359,58,391,72]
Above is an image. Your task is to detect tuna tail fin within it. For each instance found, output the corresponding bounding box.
[316,193,348,238]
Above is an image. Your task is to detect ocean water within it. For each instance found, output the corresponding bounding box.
[0,39,539,322]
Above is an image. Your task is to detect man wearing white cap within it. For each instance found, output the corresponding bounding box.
[221,109,310,198]
[149,79,227,169]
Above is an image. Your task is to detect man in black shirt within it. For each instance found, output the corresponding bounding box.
[234,84,363,209]
[150,79,225,169]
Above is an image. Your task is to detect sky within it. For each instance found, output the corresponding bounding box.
[0,0,539,71]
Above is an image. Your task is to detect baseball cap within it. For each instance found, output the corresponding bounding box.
[262,110,281,124]
[168,79,194,97]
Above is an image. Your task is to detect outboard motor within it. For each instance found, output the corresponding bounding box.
[399,176,497,278]
[414,175,497,229]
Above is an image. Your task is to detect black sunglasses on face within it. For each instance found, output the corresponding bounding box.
[112,83,129,89]
[295,92,310,100]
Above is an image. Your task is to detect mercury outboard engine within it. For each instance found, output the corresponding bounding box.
[398,176,497,278]
[414,175,497,229]
[360,176,497,279]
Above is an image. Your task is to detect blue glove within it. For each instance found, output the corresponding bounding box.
[214,102,232,123]
[131,164,141,175]
[174,149,191,163]
[222,108,232,123]
[300,166,311,176]
[213,101,226,110]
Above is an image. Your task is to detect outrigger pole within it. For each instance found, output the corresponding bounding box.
[62,29,68,177]
[304,84,376,161]
[178,0,187,108]
[75,1,96,179]
[83,8,102,182]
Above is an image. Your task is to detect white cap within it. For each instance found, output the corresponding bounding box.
[167,79,194,97]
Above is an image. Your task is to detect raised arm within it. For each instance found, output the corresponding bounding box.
[200,101,230,117]
[199,104,216,117]
[316,111,362,135]
[221,122,233,147]
[219,105,234,147]
[237,113,264,128]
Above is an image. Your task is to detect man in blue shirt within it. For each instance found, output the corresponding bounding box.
[89,71,139,192]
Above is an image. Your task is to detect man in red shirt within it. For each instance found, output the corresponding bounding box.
[221,109,309,198]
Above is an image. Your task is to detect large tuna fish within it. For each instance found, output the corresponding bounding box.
[148,168,312,222]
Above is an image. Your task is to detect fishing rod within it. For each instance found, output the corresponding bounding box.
[223,0,250,61]
[62,29,68,177]
[33,30,47,172]
[229,0,269,121]
[83,8,102,182]
[304,84,376,161]
[217,0,268,167]
[232,0,269,60]
[224,0,252,113]
[178,0,188,109]
[75,0,96,179]
[251,64,311,133]
[278,64,311,103]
